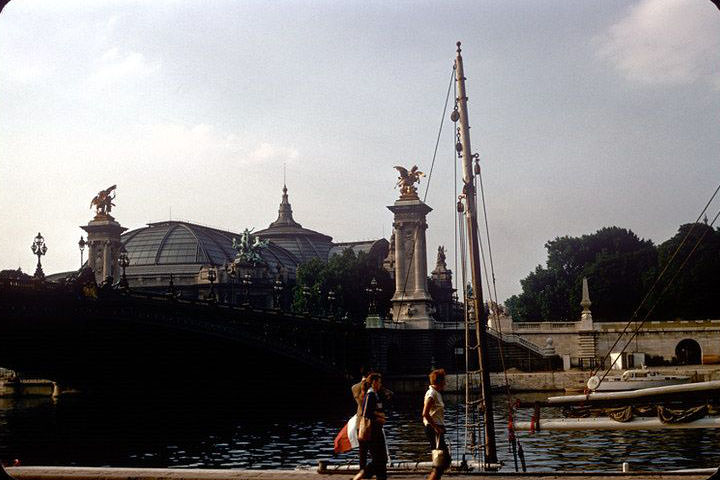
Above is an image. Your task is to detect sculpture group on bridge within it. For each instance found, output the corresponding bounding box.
[394,165,424,199]
[90,185,117,218]
[231,228,269,266]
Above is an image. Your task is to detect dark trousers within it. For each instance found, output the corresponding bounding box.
[362,427,387,480]
[358,439,368,470]
[425,424,451,477]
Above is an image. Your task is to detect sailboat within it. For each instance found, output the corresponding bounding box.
[453,41,501,471]
[450,41,720,477]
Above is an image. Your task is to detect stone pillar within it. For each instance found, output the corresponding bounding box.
[394,228,408,294]
[577,277,597,368]
[81,215,127,285]
[388,197,434,328]
[414,220,428,295]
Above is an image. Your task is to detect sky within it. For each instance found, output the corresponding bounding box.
[1,0,719,303]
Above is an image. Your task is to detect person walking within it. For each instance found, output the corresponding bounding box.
[423,369,450,480]
[353,373,387,480]
[351,370,370,470]
[351,368,370,417]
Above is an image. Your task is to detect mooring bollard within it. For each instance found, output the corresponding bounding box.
[317,460,328,473]
[622,462,630,473]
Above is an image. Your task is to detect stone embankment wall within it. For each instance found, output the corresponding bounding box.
[387,366,720,393]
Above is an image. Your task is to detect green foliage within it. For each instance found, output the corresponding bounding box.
[654,223,720,320]
[293,249,393,320]
[507,227,657,322]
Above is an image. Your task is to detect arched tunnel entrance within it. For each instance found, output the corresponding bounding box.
[675,338,702,365]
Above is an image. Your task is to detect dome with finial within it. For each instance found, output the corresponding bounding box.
[120,220,299,277]
[254,184,333,263]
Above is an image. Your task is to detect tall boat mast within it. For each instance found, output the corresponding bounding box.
[454,41,498,466]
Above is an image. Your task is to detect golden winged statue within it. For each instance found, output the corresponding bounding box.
[394,165,424,199]
[90,185,117,217]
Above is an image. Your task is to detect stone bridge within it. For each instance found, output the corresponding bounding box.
[0,279,559,393]
[0,280,365,391]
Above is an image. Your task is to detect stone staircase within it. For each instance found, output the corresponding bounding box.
[486,328,561,371]
[577,331,597,367]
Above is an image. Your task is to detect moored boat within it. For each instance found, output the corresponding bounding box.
[589,366,690,392]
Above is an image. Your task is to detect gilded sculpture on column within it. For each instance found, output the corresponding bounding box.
[90,185,117,218]
[394,165,424,199]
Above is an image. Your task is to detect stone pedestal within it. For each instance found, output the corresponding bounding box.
[577,277,596,366]
[81,215,127,285]
[365,314,384,329]
[387,198,434,328]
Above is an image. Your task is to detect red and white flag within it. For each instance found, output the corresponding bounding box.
[333,414,359,454]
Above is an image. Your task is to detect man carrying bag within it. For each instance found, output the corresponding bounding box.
[353,373,387,480]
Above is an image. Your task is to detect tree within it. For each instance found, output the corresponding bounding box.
[507,227,657,322]
[654,223,720,320]
[293,249,393,320]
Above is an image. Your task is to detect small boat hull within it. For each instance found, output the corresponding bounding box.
[595,376,690,391]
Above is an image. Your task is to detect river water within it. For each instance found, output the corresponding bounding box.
[0,392,718,472]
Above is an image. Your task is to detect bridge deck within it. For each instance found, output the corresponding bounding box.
[5,466,714,480]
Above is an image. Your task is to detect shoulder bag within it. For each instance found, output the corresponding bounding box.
[432,435,447,468]
[357,392,373,441]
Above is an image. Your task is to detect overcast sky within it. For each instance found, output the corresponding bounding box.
[1,0,719,303]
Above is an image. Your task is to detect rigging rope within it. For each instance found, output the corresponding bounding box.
[392,68,455,323]
[449,83,516,459]
[592,181,720,385]
[473,163,517,463]
[598,205,720,385]
[452,70,461,462]
[458,207,471,456]
[423,69,456,203]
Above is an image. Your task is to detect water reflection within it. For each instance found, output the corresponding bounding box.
[0,392,718,471]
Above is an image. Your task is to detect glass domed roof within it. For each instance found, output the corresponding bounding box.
[121,221,299,274]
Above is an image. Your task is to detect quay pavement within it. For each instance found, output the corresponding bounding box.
[5,466,716,480]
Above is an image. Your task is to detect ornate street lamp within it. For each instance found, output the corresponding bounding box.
[302,285,311,314]
[241,273,252,306]
[31,232,47,279]
[366,277,382,314]
[327,289,336,317]
[78,236,86,269]
[207,265,217,301]
[273,277,284,310]
[117,249,130,290]
[224,261,237,304]
[168,273,177,298]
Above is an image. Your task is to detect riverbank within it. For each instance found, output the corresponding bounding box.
[0,379,57,397]
[5,466,716,480]
[385,365,720,393]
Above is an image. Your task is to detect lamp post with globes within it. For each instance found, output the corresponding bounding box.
[224,261,237,304]
[31,232,48,280]
[302,285,311,314]
[273,277,284,310]
[241,273,252,306]
[366,277,382,315]
[118,249,130,290]
[78,236,86,269]
[207,266,217,302]
[327,289,336,318]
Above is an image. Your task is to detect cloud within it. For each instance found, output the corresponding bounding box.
[89,47,160,85]
[250,142,299,162]
[0,45,49,84]
[124,123,299,168]
[597,0,720,87]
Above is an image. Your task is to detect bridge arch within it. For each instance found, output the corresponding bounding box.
[386,343,403,374]
[675,338,702,365]
[445,335,465,373]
